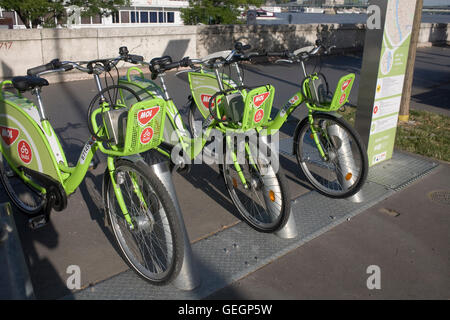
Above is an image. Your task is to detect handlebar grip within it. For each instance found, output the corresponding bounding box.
[162,61,181,71]
[128,54,144,64]
[27,59,60,76]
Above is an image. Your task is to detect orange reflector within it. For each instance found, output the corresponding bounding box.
[310,133,314,139]
[232,178,238,188]
[345,173,353,181]
[269,190,276,202]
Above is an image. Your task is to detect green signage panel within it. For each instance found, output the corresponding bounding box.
[356,0,418,166]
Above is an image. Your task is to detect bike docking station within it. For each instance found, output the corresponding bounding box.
[148,160,201,291]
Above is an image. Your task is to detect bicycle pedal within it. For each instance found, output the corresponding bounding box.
[28,215,49,230]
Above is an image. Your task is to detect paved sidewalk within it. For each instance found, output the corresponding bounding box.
[208,157,450,300]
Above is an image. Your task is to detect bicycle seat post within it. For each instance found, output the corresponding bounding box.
[214,67,225,92]
[233,62,244,86]
[93,74,107,102]
[159,74,170,100]
[300,60,308,78]
[31,87,48,121]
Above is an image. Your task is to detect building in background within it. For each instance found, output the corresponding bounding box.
[0,0,189,29]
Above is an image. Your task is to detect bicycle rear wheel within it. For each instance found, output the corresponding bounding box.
[104,158,184,284]
[222,139,291,233]
[294,113,368,198]
[0,153,45,215]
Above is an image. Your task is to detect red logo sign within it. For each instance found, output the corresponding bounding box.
[254,109,264,123]
[18,140,32,164]
[253,92,270,108]
[137,106,160,127]
[339,93,347,105]
[0,126,19,146]
[373,105,379,114]
[140,127,154,145]
[200,94,221,109]
[341,79,352,92]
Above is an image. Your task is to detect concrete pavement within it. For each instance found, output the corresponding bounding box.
[208,157,450,300]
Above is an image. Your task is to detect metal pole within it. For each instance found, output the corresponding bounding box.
[148,161,201,291]
[327,124,364,203]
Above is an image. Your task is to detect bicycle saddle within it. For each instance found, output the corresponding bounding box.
[12,76,49,92]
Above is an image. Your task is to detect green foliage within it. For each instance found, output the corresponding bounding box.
[0,0,130,28]
[181,0,265,25]
[68,0,130,18]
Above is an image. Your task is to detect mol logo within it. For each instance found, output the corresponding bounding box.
[0,126,19,146]
[253,92,270,108]
[138,106,160,127]
[341,79,352,92]
[200,94,221,109]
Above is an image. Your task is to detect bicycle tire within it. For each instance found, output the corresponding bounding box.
[0,153,46,215]
[222,139,291,233]
[104,158,184,284]
[294,113,368,198]
[188,99,216,160]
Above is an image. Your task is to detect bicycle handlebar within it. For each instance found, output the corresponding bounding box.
[26,46,146,77]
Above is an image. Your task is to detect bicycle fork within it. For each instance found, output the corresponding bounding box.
[308,112,328,161]
[107,157,149,230]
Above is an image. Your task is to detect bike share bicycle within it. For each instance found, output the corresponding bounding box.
[0,50,184,284]
[117,50,292,234]
[188,41,369,199]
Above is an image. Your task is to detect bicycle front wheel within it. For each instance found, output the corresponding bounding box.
[222,139,291,233]
[294,113,368,198]
[104,159,184,284]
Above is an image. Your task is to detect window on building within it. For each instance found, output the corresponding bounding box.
[140,11,149,23]
[81,16,91,24]
[92,15,101,24]
[130,11,138,23]
[150,12,157,23]
[112,11,120,23]
[121,11,129,23]
[158,12,165,23]
[167,12,175,23]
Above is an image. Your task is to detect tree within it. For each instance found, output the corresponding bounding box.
[181,0,265,25]
[0,0,130,28]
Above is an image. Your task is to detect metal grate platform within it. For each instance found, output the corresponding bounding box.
[68,151,439,300]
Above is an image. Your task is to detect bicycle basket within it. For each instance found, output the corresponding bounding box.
[94,98,167,156]
[241,85,274,130]
[188,72,235,119]
[303,73,355,112]
[119,67,166,103]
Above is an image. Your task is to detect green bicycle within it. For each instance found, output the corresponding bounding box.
[118,54,292,233]
[188,42,369,199]
[0,51,184,285]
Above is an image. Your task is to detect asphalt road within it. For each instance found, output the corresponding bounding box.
[0,46,448,299]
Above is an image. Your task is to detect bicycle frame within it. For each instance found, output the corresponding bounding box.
[190,58,356,160]
[0,77,141,227]
[119,66,263,188]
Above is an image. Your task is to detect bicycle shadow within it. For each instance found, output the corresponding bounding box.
[0,188,74,299]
